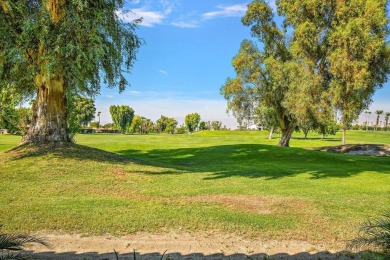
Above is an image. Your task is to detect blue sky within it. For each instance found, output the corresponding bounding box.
[96,0,390,128]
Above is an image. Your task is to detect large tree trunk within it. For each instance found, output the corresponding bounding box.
[278,126,295,147]
[22,75,70,143]
[278,118,296,147]
[268,126,274,139]
[22,1,68,143]
[341,113,348,145]
[303,129,309,139]
[342,128,346,145]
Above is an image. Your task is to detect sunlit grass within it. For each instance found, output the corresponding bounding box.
[0,130,389,247]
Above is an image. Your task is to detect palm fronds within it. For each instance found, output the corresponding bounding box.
[0,233,48,251]
[349,213,390,251]
[0,224,48,260]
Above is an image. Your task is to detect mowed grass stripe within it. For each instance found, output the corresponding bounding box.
[0,131,389,245]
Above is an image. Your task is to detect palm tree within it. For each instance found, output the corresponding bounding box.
[364,111,369,131]
[375,110,383,130]
[385,112,390,131]
[97,111,101,129]
[367,111,372,130]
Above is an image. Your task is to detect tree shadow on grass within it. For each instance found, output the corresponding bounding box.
[292,136,341,142]
[23,249,389,260]
[115,144,390,180]
[4,142,389,181]
[4,143,132,164]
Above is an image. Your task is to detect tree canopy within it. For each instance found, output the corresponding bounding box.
[0,89,20,131]
[71,95,96,127]
[222,2,321,146]
[109,105,134,134]
[185,113,201,133]
[278,0,390,144]
[156,115,177,134]
[0,0,142,143]
[222,0,390,145]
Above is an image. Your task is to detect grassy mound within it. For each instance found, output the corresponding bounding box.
[4,142,130,163]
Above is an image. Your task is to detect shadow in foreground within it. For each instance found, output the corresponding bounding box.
[23,250,389,260]
[5,143,132,164]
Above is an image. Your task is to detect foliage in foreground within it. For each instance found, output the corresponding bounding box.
[349,213,390,252]
[0,224,47,260]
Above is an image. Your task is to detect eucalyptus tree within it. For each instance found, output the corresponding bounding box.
[221,81,255,130]
[184,113,201,133]
[278,0,390,144]
[199,121,208,131]
[140,117,153,134]
[222,1,321,146]
[211,121,222,131]
[109,105,134,134]
[72,95,96,127]
[0,89,19,131]
[156,115,177,134]
[128,115,142,134]
[0,0,141,143]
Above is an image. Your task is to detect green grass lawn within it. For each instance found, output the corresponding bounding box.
[0,130,389,247]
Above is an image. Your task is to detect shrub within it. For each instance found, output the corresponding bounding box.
[89,121,100,128]
[176,125,187,134]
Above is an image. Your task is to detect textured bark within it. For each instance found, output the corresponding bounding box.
[303,129,309,139]
[22,75,70,143]
[278,118,297,147]
[21,1,69,143]
[278,127,295,147]
[342,128,346,145]
[268,126,274,139]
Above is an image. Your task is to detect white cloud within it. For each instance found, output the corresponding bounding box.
[172,3,248,29]
[171,21,199,28]
[203,4,248,20]
[127,90,142,95]
[116,8,167,27]
[158,69,169,75]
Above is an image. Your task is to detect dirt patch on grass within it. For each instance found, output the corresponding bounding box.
[22,231,357,259]
[310,144,390,156]
[187,195,313,216]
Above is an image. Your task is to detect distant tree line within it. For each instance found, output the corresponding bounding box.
[90,107,227,135]
[352,110,390,131]
[0,95,230,135]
